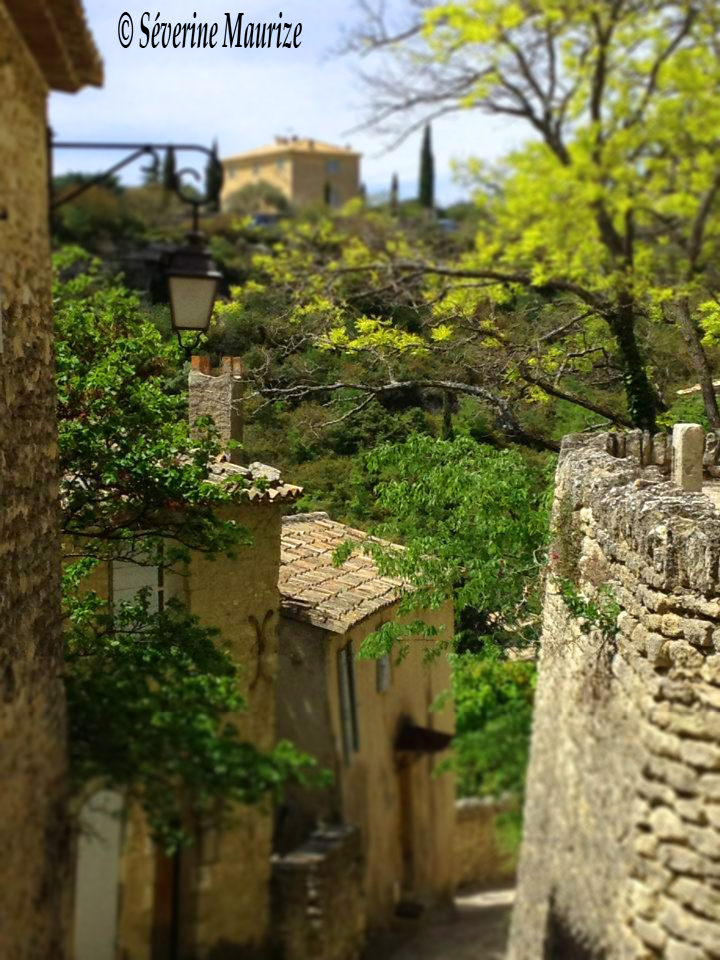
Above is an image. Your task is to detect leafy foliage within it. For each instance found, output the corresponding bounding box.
[446,653,536,801]
[346,434,551,659]
[55,248,313,847]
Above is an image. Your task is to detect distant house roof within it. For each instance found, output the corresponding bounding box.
[7,0,103,91]
[223,138,360,164]
[279,512,401,633]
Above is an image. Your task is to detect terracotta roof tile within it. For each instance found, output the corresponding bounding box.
[223,138,360,163]
[204,456,302,503]
[280,512,401,633]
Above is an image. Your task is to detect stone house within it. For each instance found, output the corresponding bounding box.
[73,358,456,958]
[221,137,361,211]
[0,1,101,956]
[72,359,302,960]
[275,512,457,933]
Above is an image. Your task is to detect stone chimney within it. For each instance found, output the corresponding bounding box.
[189,356,244,464]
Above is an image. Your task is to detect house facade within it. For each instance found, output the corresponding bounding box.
[276,513,457,932]
[0,1,101,955]
[221,137,361,211]
[71,359,302,960]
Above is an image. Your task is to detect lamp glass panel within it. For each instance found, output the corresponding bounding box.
[168,276,218,330]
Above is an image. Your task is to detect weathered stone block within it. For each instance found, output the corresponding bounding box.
[665,938,709,960]
[670,876,720,921]
[649,808,686,842]
[672,424,705,492]
[680,740,720,772]
[633,916,666,950]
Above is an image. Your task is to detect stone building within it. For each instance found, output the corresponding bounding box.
[221,137,361,211]
[511,428,720,960]
[0,1,101,956]
[275,512,457,934]
[72,359,302,960]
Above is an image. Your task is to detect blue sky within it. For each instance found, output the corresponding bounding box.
[50,1,519,205]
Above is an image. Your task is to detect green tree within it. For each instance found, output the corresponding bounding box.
[341,434,548,835]
[219,207,643,451]
[390,172,400,214]
[162,146,177,196]
[343,434,551,659]
[449,653,536,801]
[205,139,223,213]
[418,124,435,210]
[55,248,312,847]
[224,180,291,216]
[343,0,720,431]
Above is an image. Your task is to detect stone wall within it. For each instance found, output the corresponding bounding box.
[0,9,68,956]
[188,356,244,463]
[112,501,285,959]
[271,826,366,960]
[454,798,517,891]
[510,432,720,960]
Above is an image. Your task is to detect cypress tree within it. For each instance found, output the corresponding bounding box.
[205,140,223,213]
[390,172,399,214]
[418,124,435,210]
[162,147,177,195]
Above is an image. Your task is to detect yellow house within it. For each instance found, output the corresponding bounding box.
[276,513,457,935]
[0,0,101,954]
[71,358,302,960]
[221,137,361,211]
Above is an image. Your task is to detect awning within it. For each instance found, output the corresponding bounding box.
[394,724,453,754]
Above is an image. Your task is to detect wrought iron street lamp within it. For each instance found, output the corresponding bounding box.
[51,138,224,338]
[166,231,222,333]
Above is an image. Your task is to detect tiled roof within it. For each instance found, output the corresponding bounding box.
[60,456,301,509]
[279,513,401,633]
[205,456,302,503]
[223,138,360,163]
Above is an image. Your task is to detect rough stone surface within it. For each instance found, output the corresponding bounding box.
[509,432,720,960]
[0,8,71,956]
[189,360,244,464]
[454,798,517,891]
[111,503,288,959]
[672,424,705,492]
[271,826,366,960]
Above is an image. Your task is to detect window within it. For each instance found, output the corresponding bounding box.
[337,642,360,764]
[111,559,164,613]
[276,158,286,172]
[253,163,260,177]
[326,159,341,175]
[111,550,183,615]
[377,654,392,693]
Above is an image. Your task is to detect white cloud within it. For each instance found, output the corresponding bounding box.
[50,0,520,205]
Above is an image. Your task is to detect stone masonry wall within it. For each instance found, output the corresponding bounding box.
[0,8,69,957]
[113,502,284,960]
[271,826,366,960]
[454,797,517,891]
[510,432,720,960]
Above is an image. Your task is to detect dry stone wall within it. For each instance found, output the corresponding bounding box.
[0,9,68,957]
[454,797,517,891]
[271,826,366,960]
[510,432,720,960]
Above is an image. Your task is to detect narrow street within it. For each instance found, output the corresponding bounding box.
[387,890,513,960]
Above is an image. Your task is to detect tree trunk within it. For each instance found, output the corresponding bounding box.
[442,391,454,440]
[607,298,659,432]
[671,297,720,430]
